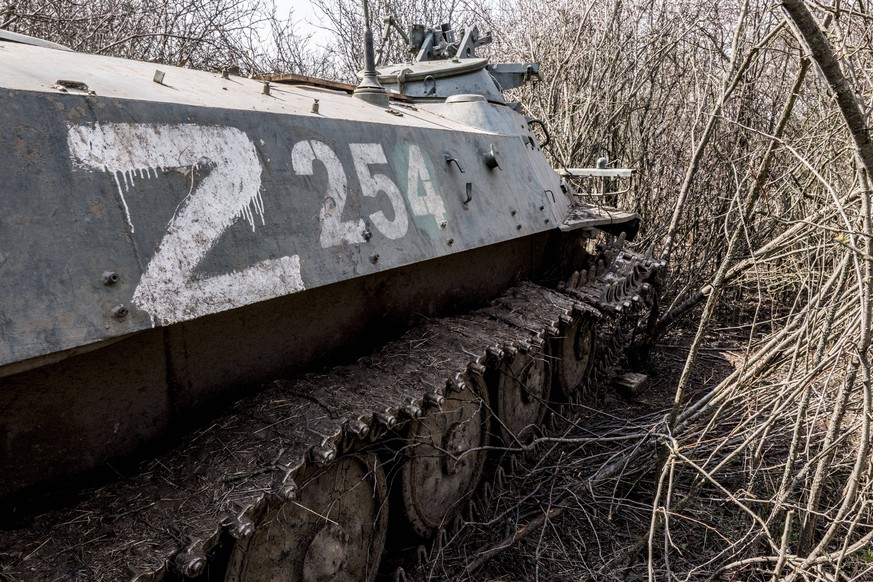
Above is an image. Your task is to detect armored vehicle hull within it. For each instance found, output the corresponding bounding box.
[0,24,657,581]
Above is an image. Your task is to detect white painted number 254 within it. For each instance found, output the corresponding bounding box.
[292,140,446,248]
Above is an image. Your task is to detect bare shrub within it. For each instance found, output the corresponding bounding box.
[0,0,334,75]
[395,1,873,579]
[6,0,873,578]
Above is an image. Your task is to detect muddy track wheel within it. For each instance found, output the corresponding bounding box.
[400,374,489,538]
[494,348,550,446]
[553,317,596,400]
[225,453,388,582]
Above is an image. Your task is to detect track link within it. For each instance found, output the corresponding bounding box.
[0,243,661,581]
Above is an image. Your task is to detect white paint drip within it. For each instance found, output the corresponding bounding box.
[110,170,135,233]
[67,122,305,325]
[237,191,266,231]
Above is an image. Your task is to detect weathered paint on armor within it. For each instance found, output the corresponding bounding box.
[0,33,638,500]
[0,79,565,369]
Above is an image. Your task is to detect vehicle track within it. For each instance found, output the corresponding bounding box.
[0,240,661,582]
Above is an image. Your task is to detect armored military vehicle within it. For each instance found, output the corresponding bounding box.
[0,14,659,581]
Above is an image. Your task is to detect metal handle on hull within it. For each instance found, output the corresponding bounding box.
[527,118,550,148]
[445,153,465,173]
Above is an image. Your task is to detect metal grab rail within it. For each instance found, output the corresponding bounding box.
[558,168,634,178]
[559,166,635,201]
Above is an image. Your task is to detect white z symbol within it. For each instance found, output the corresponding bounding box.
[68,123,305,326]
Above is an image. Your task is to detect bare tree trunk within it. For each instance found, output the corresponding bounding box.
[782,0,873,178]
[781,0,873,563]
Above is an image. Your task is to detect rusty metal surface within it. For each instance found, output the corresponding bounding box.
[255,72,358,93]
[560,204,640,232]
